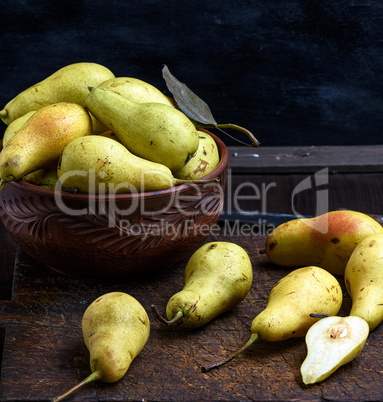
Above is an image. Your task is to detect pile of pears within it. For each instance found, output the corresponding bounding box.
[260,209,383,384]
[194,210,383,385]
[0,62,227,193]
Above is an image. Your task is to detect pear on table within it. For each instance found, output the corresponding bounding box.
[151,241,253,329]
[53,292,150,401]
[201,266,342,372]
[301,315,369,385]
[265,210,383,275]
[344,233,383,331]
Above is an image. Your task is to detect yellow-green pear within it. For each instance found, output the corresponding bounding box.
[0,62,114,125]
[344,233,383,331]
[89,114,109,135]
[97,76,177,107]
[265,210,383,276]
[2,111,36,146]
[53,292,150,401]
[98,129,122,143]
[202,266,342,372]
[0,102,92,184]
[57,135,212,194]
[85,86,200,172]
[22,164,58,190]
[151,242,253,328]
[300,315,369,384]
[173,131,220,180]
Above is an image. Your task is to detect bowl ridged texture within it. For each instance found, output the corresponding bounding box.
[0,131,228,278]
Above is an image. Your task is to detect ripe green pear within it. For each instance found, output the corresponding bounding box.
[173,131,220,180]
[98,129,122,143]
[265,210,383,276]
[2,111,36,146]
[0,62,114,125]
[344,233,383,331]
[202,266,342,372]
[85,86,200,172]
[22,164,58,190]
[98,76,177,107]
[53,292,150,401]
[151,242,253,328]
[83,292,150,382]
[301,315,369,384]
[0,102,92,184]
[57,135,209,194]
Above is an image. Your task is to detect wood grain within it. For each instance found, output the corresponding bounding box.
[1,230,383,401]
[228,145,383,173]
[0,218,16,300]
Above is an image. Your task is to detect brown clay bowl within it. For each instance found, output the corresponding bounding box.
[0,131,228,278]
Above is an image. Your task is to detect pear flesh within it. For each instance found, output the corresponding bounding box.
[265,210,383,275]
[301,315,369,385]
[0,62,114,125]
[344,233,383,331]
[0,102,92,183]
[53,292,150,401]
[57,135,197,193]
[202,266,343,372]
[152,241,253,328]
[85,86,200,172]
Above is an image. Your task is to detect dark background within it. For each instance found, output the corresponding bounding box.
[1,0,382,146]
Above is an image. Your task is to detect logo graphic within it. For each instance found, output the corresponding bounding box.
[291,168,329,233]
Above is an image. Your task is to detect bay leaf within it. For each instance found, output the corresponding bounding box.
[162,65,261,147]
[162,65,217,125]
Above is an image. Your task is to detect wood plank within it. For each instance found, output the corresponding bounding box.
[228,145,383,173]
[224,172,383,216]
[1,231,383,401]
[0,218,16,300]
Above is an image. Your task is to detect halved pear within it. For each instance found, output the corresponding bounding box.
[300,315,369,385]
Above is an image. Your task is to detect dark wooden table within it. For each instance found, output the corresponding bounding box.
[1,145,383,401]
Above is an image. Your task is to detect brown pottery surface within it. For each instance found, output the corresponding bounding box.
[0,131,228,278]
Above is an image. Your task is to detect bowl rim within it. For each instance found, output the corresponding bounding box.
[2,129,229,200]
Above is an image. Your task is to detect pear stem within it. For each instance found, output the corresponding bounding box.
[151,305,184,325]
[197,123,261,147]
[52,370,102,402]
[201,332,259,372]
